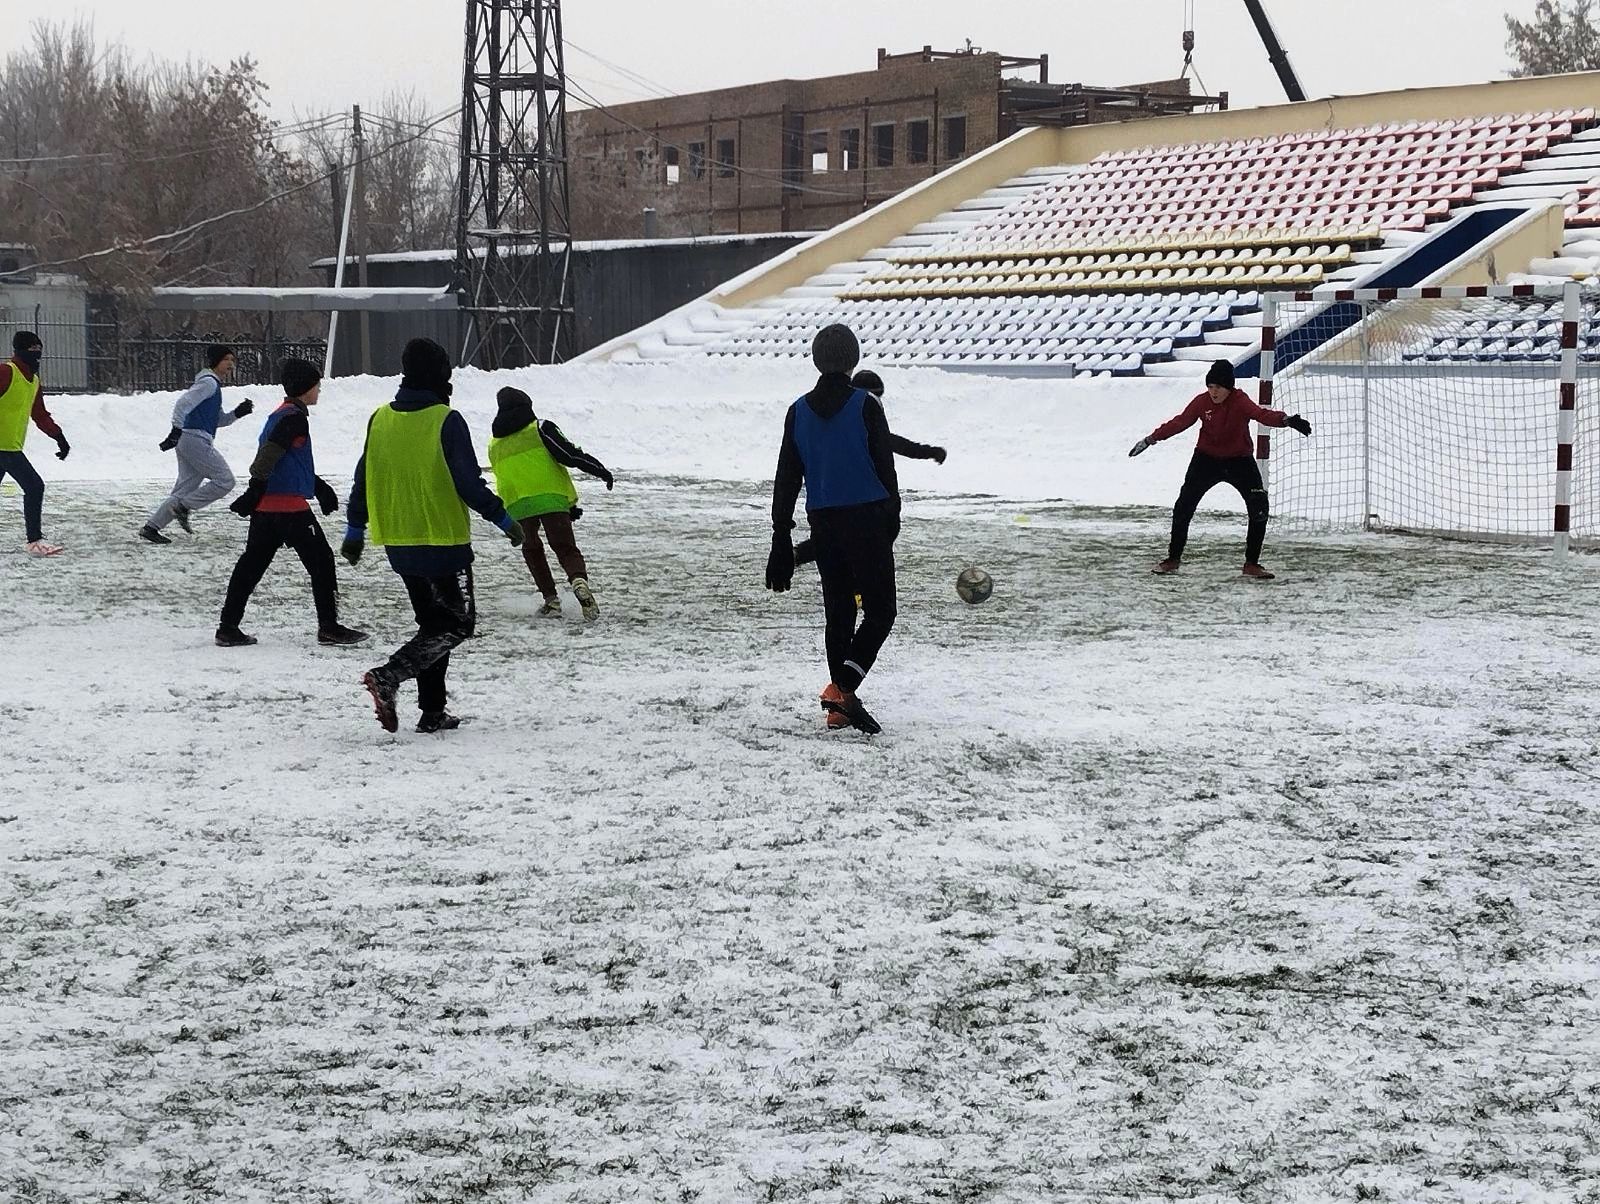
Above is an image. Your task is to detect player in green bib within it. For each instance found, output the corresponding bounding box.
[488,387,614,619]
[343,339,522,734]
[0,331,72,556]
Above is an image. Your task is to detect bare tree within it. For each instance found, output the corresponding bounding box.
[1506,0,1600,75]
[299,93,458,263]
[0,20,325,302]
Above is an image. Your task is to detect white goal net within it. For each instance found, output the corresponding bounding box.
[1261,285,1599,549]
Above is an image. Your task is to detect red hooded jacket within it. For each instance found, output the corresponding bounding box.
[1148,387,1286,459]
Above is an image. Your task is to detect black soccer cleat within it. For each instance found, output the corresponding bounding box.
[214,626,257,647]
[139,525,172,545]
[318,624,371,646]
[416,710,461,734]
[821,691,882,735]
[173,503,194,535]
[362,668,399,733]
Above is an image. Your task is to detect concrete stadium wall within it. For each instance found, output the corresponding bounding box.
[1431,201,1567,288]
[320,235,812,374]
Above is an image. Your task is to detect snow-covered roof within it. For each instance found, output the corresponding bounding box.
[310,231,819,269]
[150,286,457,312]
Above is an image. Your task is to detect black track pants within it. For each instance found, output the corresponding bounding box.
[0,451,45,543]
[385,568,477,713]
[1168,453,1270,565]
[219,510,338,628]
[809,504,898,694]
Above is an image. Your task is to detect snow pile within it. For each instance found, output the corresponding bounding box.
[36,362,1229,510]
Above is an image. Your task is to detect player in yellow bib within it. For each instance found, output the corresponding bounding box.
[0,331,72,557]
[343,339,522,734]
[488,387,614,619]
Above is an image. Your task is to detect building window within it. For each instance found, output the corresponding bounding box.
[872,122,895,168]
[665,145,680,185]
[716,138,736,177]
[840,127,861,171]
[809,130,829,174]
[688,141,706,180]
[907,119,930,165]
[944,114,968,161]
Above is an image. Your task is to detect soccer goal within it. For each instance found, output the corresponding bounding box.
[1258,282,1597,558]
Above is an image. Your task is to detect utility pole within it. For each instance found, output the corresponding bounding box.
[456,0,575,367]
[353,103,372,376]
[324,105,358,378]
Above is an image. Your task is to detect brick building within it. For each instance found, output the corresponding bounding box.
[568,47,1219,240]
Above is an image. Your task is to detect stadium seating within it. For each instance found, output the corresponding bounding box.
[705,290,1261,374]
[958,112,1587,246]
[840,228,1377,299]
[1399,295,1600,363]
[616,103,1600,376]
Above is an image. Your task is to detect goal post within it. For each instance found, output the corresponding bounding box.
[1257,282,1593,559]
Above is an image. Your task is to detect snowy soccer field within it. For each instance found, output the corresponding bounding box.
[4,366,1600,1201]
[7,485,1600,1202]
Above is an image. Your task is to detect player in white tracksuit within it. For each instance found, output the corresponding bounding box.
[140,345,254,543]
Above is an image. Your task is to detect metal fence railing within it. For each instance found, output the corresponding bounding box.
[116,334,328,394]
[1,296,326,394]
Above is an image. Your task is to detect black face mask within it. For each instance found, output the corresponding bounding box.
[18,348,41,372]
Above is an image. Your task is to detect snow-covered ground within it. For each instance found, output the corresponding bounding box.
[3,364,1600,1201]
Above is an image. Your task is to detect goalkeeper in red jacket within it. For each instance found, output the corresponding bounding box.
[1129,359,1311,580]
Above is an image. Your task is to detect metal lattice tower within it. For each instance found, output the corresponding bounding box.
[456,0,574,368]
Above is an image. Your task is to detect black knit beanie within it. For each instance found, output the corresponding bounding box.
[206,343,234,369]
[1205,359,1235,390]
[280,357,322,400]
[492,386,537,438]
[400,338,453,397]
[812,324,860,376]
[850,369,885,398]
[12,330,41,353]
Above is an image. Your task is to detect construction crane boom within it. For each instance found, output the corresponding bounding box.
[1241,0,1306,103]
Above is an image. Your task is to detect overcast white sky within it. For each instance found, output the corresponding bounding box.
[34,1,1532,124]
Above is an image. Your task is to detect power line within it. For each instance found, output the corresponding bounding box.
[359,111,459,154]
[0,111,348,171]
[564,39,677,101]
[0,106,462,281]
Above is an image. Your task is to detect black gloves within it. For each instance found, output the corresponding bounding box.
[341,530,364,566]
[766,528,794,592]
[233,400,255,419]
[53,433,69,461]
[159,427,181,452]
[931,446,947,465]
[1285,414,1312,436]
[568,505,583,521]
[505,521,525,548]
[229,482,265,516]
[601,471,615,491]
[314,478,339,515]
[793,537,817,567]
[1128,437,1152,457]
